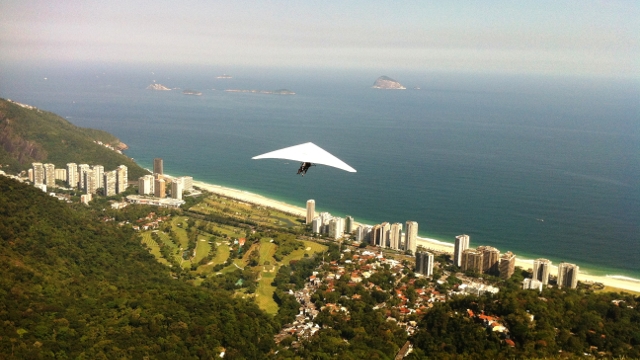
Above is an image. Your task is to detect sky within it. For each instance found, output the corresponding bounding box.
[0,1,638,77]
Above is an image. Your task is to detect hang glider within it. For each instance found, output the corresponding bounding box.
[252,142,356,175]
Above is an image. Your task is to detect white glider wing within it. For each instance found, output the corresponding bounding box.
[252,142,356,173]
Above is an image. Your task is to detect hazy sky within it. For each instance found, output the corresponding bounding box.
[1,1,638,76]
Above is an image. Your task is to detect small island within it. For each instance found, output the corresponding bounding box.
[182,89,203,96]
[146,83,171,91]
[224,89,295,95]
[372,76,406,90]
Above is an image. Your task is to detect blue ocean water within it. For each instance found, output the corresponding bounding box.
[1,64,638,278]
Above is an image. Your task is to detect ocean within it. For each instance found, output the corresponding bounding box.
[1,63,638,279]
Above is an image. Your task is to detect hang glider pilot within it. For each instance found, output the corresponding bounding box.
[297,162,313,176]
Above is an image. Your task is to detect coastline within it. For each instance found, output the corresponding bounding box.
[192,180,640,293]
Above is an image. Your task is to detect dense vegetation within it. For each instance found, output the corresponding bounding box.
[0,98,147,178]
[0,177,276,359]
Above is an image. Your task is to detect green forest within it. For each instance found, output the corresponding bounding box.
[0,98,147,179]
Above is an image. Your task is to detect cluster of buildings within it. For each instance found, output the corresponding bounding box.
[129,158,193,208]
[453,234,517,280]
[30,162,129,203]
[305,200,354,240]
[305,199,419,255]
[522,258,579,290]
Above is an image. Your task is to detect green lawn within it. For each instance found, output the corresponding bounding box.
[140,232,169,265]
[171,216,190,248]
[193,235,211,264]
[281,240,327,264]
[255,271,278,315]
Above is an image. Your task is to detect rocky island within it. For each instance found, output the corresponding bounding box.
[372,76,406,90]
[224,89,295,95]
[182,89,203,96]
[146,83,171,91]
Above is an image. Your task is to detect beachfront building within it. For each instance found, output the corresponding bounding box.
[477,246,501,275]
[138,175,155,195]
[557,262,579,289]
[312,217,322,234]
[454,234,470,267]
[461,248,484,273]
[356,225,372,243]
[389,223,403,250]
[345,215,354,234]
[78,164,90,190]
[44,163,56,188]
[171,177,184,200]
[93,165,104,189]
[415,251,434,277]
[380,222,391,248]
[55,168,67,182]
[328,217,345,240]
[370,224,381,246]
[104,170,117,196]
[405,221,418,254]
[499,251,516,279]
[533,258,552,285]
[179,176,193,190]
[66,163,78,188]
[154,178,166,198]
[32,163,44,185]
[153,158,163,175]
[116,165,128,194]
[306,199,315,224]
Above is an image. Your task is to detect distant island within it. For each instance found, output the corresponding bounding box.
[372,76,406,90]
[224,89,295,95]
[216,74,232,79]
[182,89,202,96]
[146,83,171,91]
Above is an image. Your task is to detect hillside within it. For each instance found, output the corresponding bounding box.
[0,176,277,358]
[0,98,147,179]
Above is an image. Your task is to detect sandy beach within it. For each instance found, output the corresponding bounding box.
[193,180,640,293]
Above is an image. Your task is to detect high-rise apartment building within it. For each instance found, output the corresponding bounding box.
[103,170,117,196]
[66,163,78,188]
[405,221,418,254]
[371,224,381,246]
[499,251,516,279]
[32,163,44,185]
[312,217,322,233]
[92,165,104,189]
[43,163,55,187]
[180,176,193,190]
[77,164,91,190]
[356,225,372,243]
[461,248,484,273]
[415,251,434,276]
[557,262,579,289]
[139,175,155,195]
[171,177,184,200]
[454,234,470,267]
[55,168,67,181]
[154,178,166,198]
[84,170,97,194]
[533,259,552,285]
[328,217,345,240]
[380,222,391,248]
[306,199,315,224]
[345,216,354,234]
[153,158,163,175]
[116,165,128,194]
[389,223,403,250]
[477,246,501,275]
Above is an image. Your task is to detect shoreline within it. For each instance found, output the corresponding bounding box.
[192,179,640,293]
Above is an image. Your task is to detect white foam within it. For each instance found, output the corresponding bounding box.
[605,275,640,283]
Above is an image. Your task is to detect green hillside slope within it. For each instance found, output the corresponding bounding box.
[0,176,276,358]
[0,98,147,179]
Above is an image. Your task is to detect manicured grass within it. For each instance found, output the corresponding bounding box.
[281,240,327,264]
[140,232,169,265]
[193,235,211,264]
[255,271,279,315]
[259,238,277,265]
[171,216,190,248]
